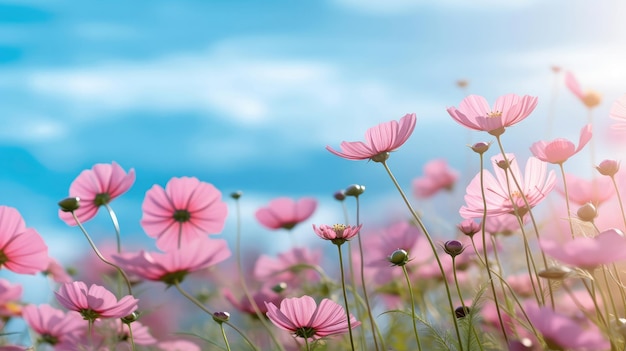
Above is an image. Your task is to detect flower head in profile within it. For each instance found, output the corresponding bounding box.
[565,71,602,108]
[255,197,317,230]
[460,154,556,219]
[530,124,592,164]
[59,162,135,225]
[326,113,416,162]
[22,304,85,348]
[113,236,230,286]
[541,228,626,270]
[0,206,48,275]
[265,295,360,339]
[413,159,459,198]
[141,177,228,251]
[447,94,538,136]
[313,224,362,245]
[55,281,138,321]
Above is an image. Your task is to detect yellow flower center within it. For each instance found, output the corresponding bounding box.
[487,110,502,118]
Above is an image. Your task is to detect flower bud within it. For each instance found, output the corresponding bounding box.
[212,311,230,324]
[596,159,620,177]
[538,266,572,280]
[455,306,471,318]
[345,184,365,197]
[333,190,346,201]
[577,202,597,222]
[58,197,80,212]
[582,91,602,108]
[470,142,491,155]
[121,311,139,324]
[457,219,480,237]
[230,191,243,199]
[388,249,409,266]
[495,159,510,170]
[271,282,287,293]
[443,240,465,257]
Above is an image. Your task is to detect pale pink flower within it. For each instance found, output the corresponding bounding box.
[541,228,626,269]
[556,173,614,206]
[312,223,362,244]
[523,302,609,350]
[0,278,22,317]
[530,124,592,164]
[265,295,361,339]
[326,113,416,161]
[141,176,228,251]
[55,281,139,321]
[457,219,481,237]
[447,94,538,136]
[59,162,135,225]
[610,93,626,130]
[255,197,317,230]
[413,159,459,198]
[113,236,230,285]
[254,247,321,288]
[0,206,48,274]
[565,71,602,108]
[460,154,556,219]
[22,304,85,348]
[43,257,73,283]
[223,288,282,315]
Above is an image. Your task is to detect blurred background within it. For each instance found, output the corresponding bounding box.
[1,0,626,306]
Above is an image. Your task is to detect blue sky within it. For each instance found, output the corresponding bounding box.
[2,0,626,301]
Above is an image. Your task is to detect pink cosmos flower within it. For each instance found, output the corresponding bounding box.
[113,236,230,285]
[413,159,459,198]
[22,304,85,348]
[0,278,22,317]
[523,302,609,350]
[58,162,135,225]
[530,124,592,164]
[255,197,317,230]
[326,113,416,161]
[43,257,73,283]
[55,281,139,321]
[223,288,283,316]
[254,247,322,288]
[141,176,228,251]
[94,319,157,347]
[265,295,361,339]
[541,228,626,269]
[610,93,626,130]
[565,71,602,108]
[0,206,48,274]
[556,173,614,206]
[312,223,362,244]
[460,154,556,219]
[447,94,538,136]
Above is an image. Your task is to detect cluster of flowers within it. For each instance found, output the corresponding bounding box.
[2,70,626,350]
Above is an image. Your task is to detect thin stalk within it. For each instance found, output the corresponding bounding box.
[557,163,576,238]
[336,244,356,351]
[402,265,423,351]
[219,323,232,351]
[126,322,137,351]
[173,280,259,351]
[380,161,464,351]
[104,204,122,253]
[610,175,626,231]
[304,336,311,351]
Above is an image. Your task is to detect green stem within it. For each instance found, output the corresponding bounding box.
[402,265,422,351]
[336,244,356,351]
[220,323,232,351]
[557,163,575,238]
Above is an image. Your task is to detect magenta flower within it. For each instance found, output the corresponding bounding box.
[55,281,138,321]
[58,162,135,225]
[313,223,362,245]
[141,176,228,250]
[22,304,85,348]
[255,197,317,230]
[413,159,459,198]
[265,295,360,339]
[326,113,416,161]
[530,124,592,164]
[0,206,48,275]
[565,71,602,108]
[523,302,609,350]
[113,236,230,285]
[460,154,556,219]
[541,228,626,270]
[447,94,538,136]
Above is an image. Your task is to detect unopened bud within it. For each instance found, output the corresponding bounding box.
[58,197,80,212]
[333,190,346,201]
[272,282,287,293]
[345,184,365,197]
[443,240,465,257]
[577,203,597,222]
[538,266,572,280]
[596,159,620,177]
[582,91,602,108]
[455,306,471,318]
[121,311,139,324]
[212,311,230,323]
[388,249,409,266]
[470,142,491,155]
[230,191,243,199]
[496,160,510,170]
